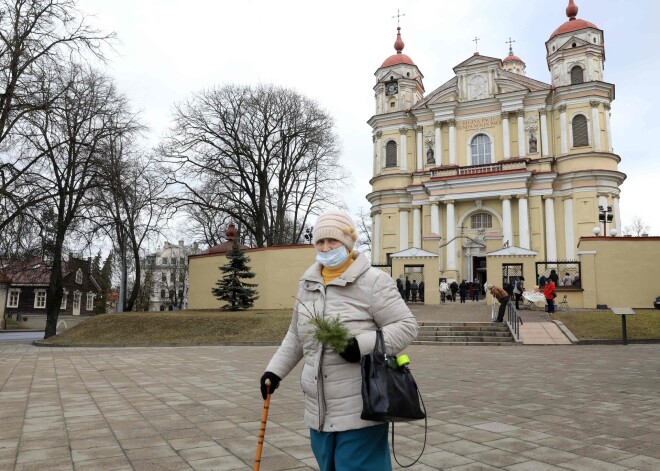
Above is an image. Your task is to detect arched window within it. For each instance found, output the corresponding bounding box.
[75,268,82,284]
[470,134,491,165]
[572,114,589,147]
[570,66,584,84]
[385,141,397,167]
[471,213,493,229]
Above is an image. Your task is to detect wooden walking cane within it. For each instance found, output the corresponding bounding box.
[254,379,272,471]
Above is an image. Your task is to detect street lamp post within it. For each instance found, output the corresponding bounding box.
[598,205,614,237]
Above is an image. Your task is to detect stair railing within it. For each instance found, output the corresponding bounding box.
[490,300,523,342]
[505,301,523,342]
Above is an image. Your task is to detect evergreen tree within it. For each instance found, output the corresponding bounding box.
[212,241,258,311]
[94,252,113,314]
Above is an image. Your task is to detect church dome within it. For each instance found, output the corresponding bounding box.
[549,0,598,39]
[503,53,523,63]
[379,27,416,69]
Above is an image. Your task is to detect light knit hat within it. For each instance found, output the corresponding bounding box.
[312,210,358,251]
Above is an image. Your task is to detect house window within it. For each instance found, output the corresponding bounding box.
[170,257,176,265]
[86,293,95,311]
[471,213,493,229]
[60,293,67,309]
[179,273,185,283]
[570,66,584,84]
[162,257,168,265]
[7,289,20,308]
[471,134,491,165]
[73,292,81,310]
[179,257,185,265]
[161,273,167,282]
[76,268,83,284]
[572,114,589,147]
[160,289,166,298]
[170,272,175,282]
[385,141,397,167]
[34,289,47,309]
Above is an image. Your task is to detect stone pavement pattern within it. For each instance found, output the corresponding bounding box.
[1,344,659,471]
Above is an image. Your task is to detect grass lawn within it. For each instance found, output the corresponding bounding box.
[552,309,660,340]
[39,309,293,346]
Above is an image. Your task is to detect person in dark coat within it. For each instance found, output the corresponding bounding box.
[405,276,411,302]
[449,280,459,302]
[472,278,480,301]
[459,280,468,303]
[396,277,404,299]
[549,269,559,285]
[418,280,425,302]
[411,280,418,302]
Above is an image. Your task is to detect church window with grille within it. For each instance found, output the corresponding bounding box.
[572,114,589,147]
[570,65,584,84]
[471,213,492,229]
[471,134,491,165]
[385,140,397,167]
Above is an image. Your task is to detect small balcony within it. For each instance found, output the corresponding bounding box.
[431,159,528,179]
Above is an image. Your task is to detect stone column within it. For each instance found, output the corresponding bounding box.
[431,202,440,235]
[373,212,381,264]
[445,201,456,270]
[563,197,575,260]
[559,105,568,154]
[517,196,530,249]
[540,109,550,157]
[544,196,557,261]
[412,206,422,248]
[501,196,513,247]
[376,131,383,171]
[448,119,457,165]
[517,109,526,158]
[604,103,613,152]
[590,101,602,151]
[399,209,409,250]
[501,112,511,159]
[416,126,423,171]
[613,195,621,236]
[434,121,443,166]
[399,128,408,171]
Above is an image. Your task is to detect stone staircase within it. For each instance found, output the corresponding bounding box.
[413,321,516,346]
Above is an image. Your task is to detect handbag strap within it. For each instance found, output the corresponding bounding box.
[391,373,427,468]
[375,329,386,355]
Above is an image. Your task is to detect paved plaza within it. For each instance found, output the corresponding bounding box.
[1,340,659,471]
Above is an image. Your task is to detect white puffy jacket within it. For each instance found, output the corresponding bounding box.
[266,252,418,432]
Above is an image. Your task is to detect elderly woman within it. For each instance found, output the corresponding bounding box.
[260,210,418,471]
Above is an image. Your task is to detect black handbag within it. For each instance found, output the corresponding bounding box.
[361,329,427,467]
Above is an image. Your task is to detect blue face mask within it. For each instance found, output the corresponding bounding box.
[316,245,349,268]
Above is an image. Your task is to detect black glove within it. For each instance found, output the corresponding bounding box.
[339,337,361,363]
[260,371,281,400]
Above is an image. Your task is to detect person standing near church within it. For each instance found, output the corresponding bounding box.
[544,278,556,313]
[418,280,425,302]
[411,280,418,302]
[259,210,418,471]
[405,276,411,302]
[489,284,510,322]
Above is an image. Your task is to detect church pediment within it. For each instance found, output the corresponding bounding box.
[453,54,501,72]
[413,77,458,109]
[557,36,590,51]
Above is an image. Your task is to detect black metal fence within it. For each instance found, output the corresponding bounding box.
[535,261,582,288]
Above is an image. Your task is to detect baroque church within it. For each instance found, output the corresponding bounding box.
[367,0,625,287]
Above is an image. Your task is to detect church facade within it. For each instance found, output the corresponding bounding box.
[367,1,625,288]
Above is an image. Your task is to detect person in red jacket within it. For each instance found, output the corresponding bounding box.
[544,279,556,313]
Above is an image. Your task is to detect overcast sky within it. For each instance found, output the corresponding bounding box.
[79,0,660,241]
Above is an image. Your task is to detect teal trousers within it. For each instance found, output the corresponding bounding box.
[310,423,391,471]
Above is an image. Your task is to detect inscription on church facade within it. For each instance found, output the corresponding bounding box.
[457,117,500,130]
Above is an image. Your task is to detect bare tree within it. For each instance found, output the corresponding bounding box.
[0,0,114,234]
[91,139,170,312]
[161,84,347,248]
[354,207,372,259]
[623,216,650,237]
[20,65,133,338]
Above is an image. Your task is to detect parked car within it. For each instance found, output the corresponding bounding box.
[654,296,660,310]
